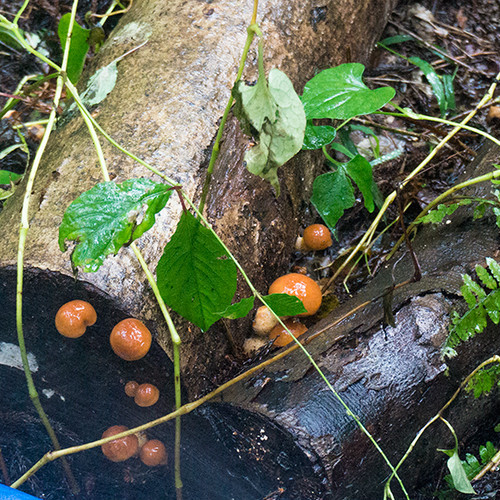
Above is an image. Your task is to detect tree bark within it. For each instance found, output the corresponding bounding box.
[0,0,397,396]
[219,143,500,498]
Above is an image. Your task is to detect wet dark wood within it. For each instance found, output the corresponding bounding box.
[0,0,398,397]
[219,143,500,498]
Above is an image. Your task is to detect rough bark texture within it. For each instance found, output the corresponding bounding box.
[0,0,397,396]
[219,143,500,498]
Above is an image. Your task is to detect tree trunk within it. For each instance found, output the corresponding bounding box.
[219,143,500,498]
[0,0,397,396]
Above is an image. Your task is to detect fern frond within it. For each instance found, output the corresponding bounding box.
[466,363,500,398]
[445,258,500,350]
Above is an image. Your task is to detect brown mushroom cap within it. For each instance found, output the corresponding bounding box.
[134,383,160,407]
[140,439,168,466]
[55,300,97,338]
[269,319,308,347]
[101,425,139,462]
[124,381,139,397]
[302,224,332,251]
[110,318,152,361]
[268,273,322,316]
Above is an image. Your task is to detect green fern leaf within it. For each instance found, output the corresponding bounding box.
[445,259,500,350]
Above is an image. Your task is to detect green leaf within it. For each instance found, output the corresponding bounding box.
[311,155,375,233]
[409,57,453,117]
[449,454,477,494]
[345,155,375,212]
[0,170,22,184]
[301,63,395,120]
[0,25,24,50]
[444,449,476,494]
[262,293,307,316]
[234,68,306,194]
[218,297,255,320]
[58,13,91,84]
[59,179,172,272]
[378,34,414,46]
[302,122,336,150]
[156,211,237,332]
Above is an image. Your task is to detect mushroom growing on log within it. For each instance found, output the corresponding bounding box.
[0,0,398,396]
[219,143,500,498]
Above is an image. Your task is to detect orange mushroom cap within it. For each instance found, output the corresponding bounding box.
[124,381,139,397]
[110,318,152,361]
[269,319,308,347]
[134,383,160,407]
[55,300,97,338]
[140,439,168,466]
[101,425,139,462]
[268,273,322,316]
[303,224,332,251]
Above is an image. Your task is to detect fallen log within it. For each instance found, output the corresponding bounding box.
[0,0,397,396]
[219,143,500,498]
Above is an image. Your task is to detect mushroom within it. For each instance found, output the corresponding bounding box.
[101,425,139,462]
[252,305,279,336]
[243,337,267,355]
[55,300,97,338]
[268,273,322,316]
[124,381,139,397]
[110,318,152,361]
[269,319,308,347]
[296,224,332,252]
[134,383,160,407]
[140,439,167,466]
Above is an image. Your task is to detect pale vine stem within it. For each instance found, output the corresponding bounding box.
[383,355,500,495]
[7,3,412,496]
[322,70,500,293]
[13,0,80,493]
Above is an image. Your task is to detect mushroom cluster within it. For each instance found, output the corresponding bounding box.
[246,272,322,353]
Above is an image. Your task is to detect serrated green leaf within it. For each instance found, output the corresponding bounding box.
[301,63,395,120]
[235,68,306,194]
[486,257,500,283]
[58,13,91,84]
[262,293,307,316]
[0,169,22,184]
[156,211,237,331]
[476,264,497,290]
[302,122,336,150]
[217,297,255,320]
[446,450,476,494]
[59,179,172,272]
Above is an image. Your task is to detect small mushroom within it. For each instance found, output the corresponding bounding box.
[268,273,322,316]
[296,224,332,252]
[140,439,167,466]
[252,305,279,336]
[124,381,139,397]
[134,383,160,407]
[55,300,97,338]
[110,318,152,361]
[101,425,139,462]
[269,319,308,347]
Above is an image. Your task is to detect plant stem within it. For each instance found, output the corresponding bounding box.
[198,22,262,213]
[184,196,409,497]
[322,70,500,293]
[387,167,500,260]
[13,0,81,493]
[13,0,30,25]
[380,110,500,147]
[383,355,500,493]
